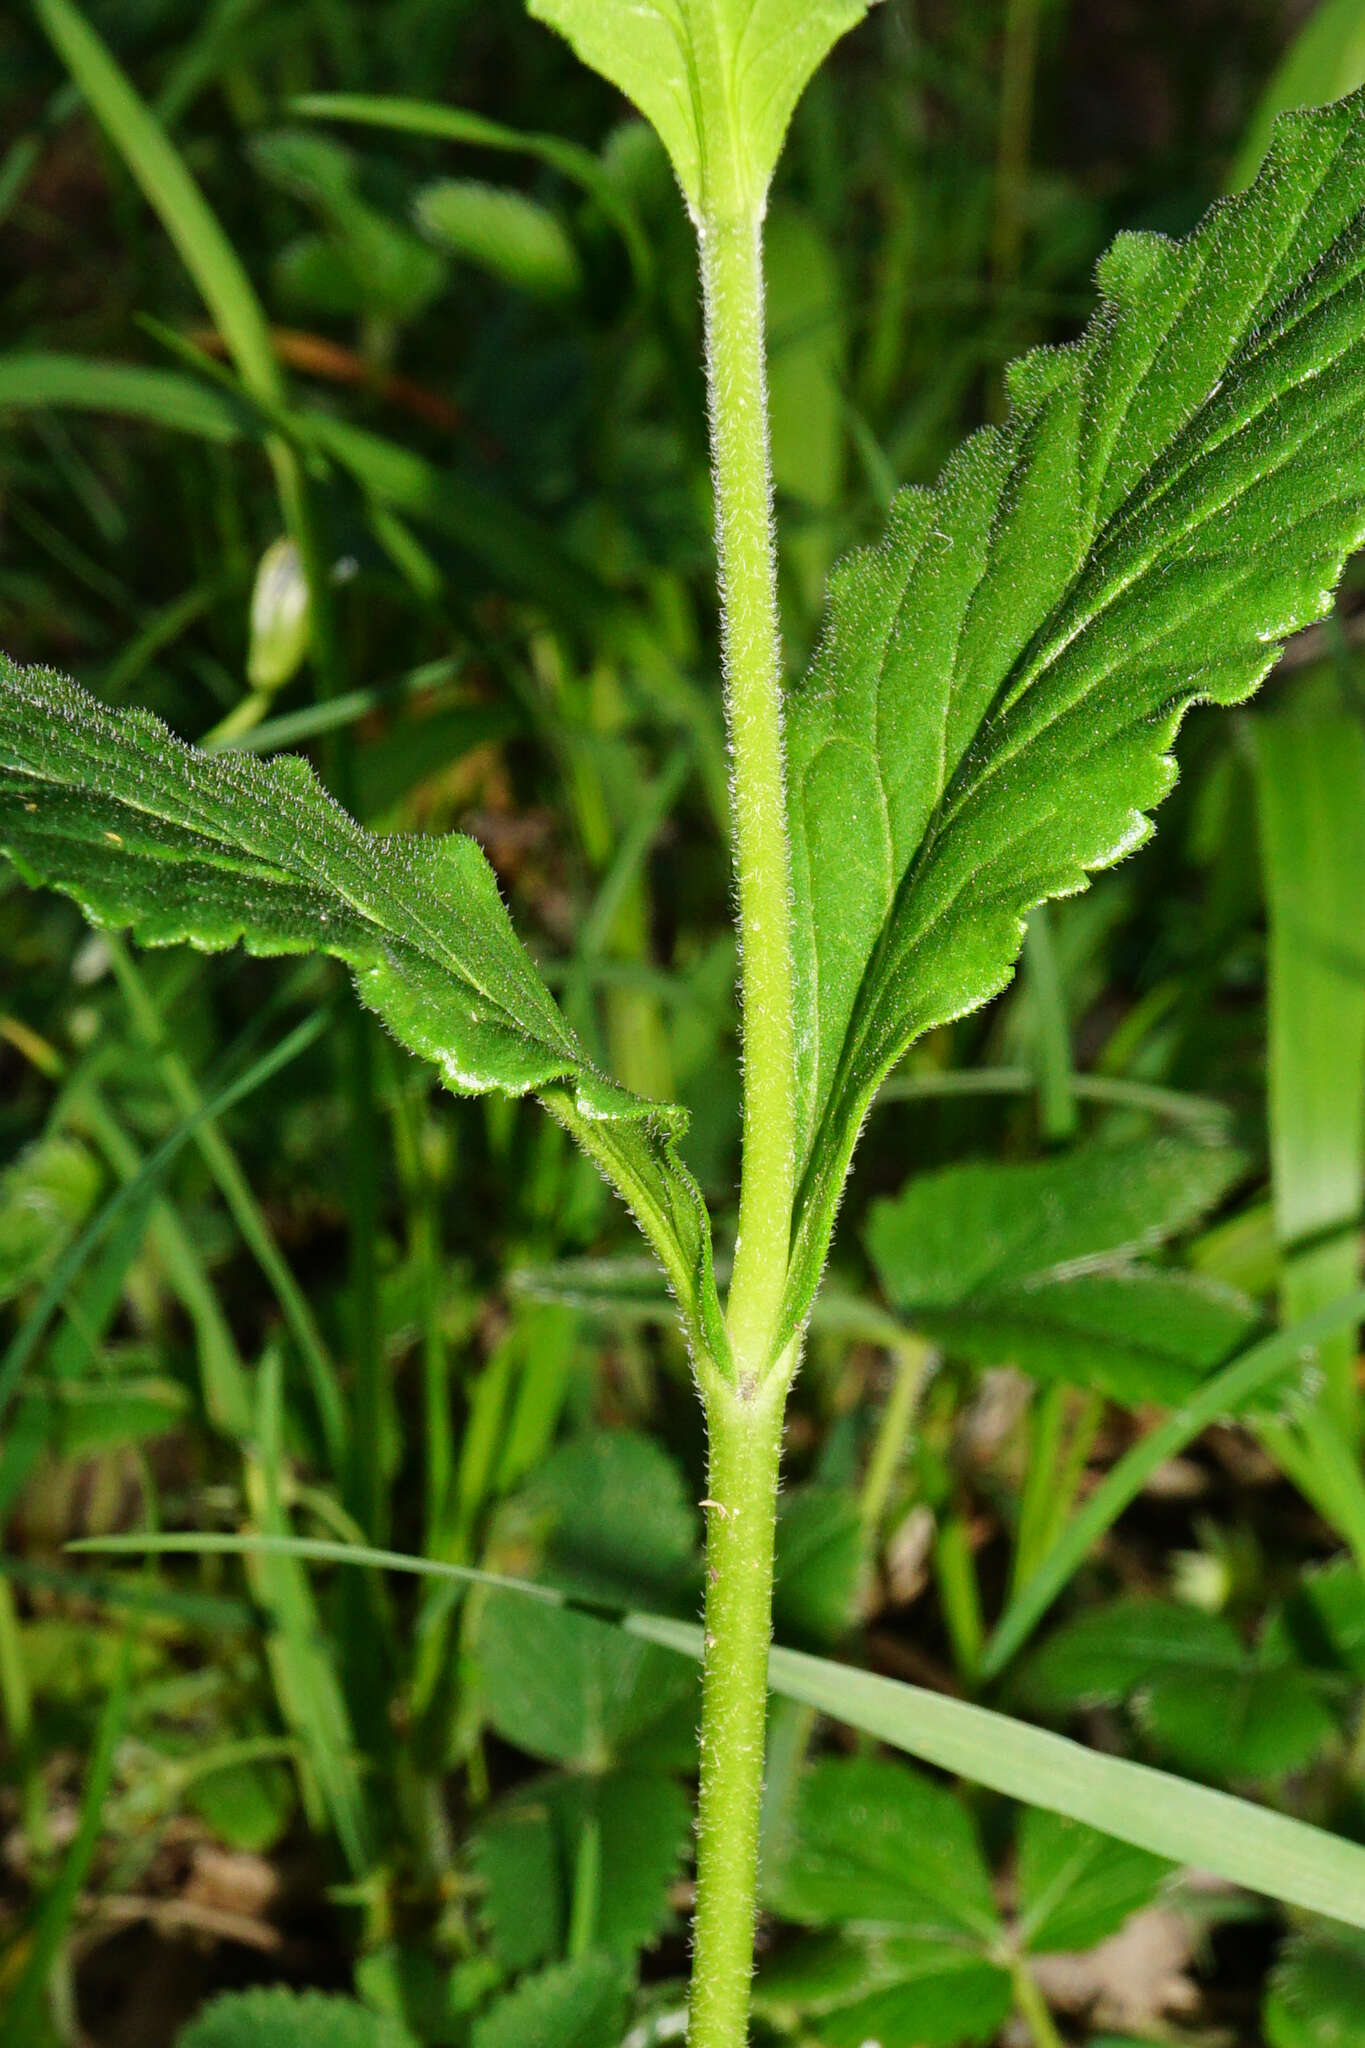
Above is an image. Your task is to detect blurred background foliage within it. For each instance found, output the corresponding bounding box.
[2,1,1365,2043]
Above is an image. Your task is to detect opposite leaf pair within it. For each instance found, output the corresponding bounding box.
[5,88,1365,1387]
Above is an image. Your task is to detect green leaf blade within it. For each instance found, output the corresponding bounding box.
[783,92,1365,1339]
[865,1141,1259,1406]
[526,0,880,219]
[0,658,724,1363]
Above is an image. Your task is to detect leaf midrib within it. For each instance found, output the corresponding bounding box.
[795,225,1365,1200]
[0,735,577,1066]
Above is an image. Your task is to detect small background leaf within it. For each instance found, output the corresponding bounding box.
[1264,1925,1365,2048]
[469,1953,628,2048]
[1015,1809,1172,1955]
[177,1989,416,2048]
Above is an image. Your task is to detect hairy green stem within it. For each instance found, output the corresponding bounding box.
[690,192,800,2044]
[699,208,796,1371]
[691,1368,790,2048]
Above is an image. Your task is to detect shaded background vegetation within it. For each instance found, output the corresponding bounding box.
[2,1,1365,2043]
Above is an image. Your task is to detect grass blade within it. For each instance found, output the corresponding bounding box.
[982,1285,1365,1677]
[1254,710,1365,1440]
[0,1639,129,2036]
[0,1009,329,1430]
[74,1515,1365,1931]
[289,91,651,283]
[0,352,252,440]
[33,0,281,408]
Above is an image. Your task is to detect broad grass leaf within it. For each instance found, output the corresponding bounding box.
[177,1989,416,2048]
[0,658,724,1363]
[1231,0,1365,192]
[469,1954,629,2048]
[1253,709,1365,1435]
[1015,1809,1172,1955]
[1265,1925,1365,2048]
[526,0,880,218]
[784,93,1365,1342]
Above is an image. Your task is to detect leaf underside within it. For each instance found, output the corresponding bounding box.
[783,89,1365,1344]
[527,0,878,218]
[0,659,724,1363]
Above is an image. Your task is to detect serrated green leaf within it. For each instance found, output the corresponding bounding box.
[513,1428,699,1606]
[865,1140,1258,1405]
[1019,1598,1339,1780]
[914,1267,1257,1409]
[1015,1809,1172,1955]
[766,1755,1001,1940]
[526,0,879,219]
[470,1954,629,2048]
[473,1767,691,1967]
[0,657,725,1366]
[782,94,1365,1343]
[475,1596,698,1772]
[177,1988,416,2048]
[869,1140,1242,1298]
[1269,1559,1365,1678]
[758,1928,1013,2048]
[1019,1598,1265,1709]
[1265,1924,1365,2048]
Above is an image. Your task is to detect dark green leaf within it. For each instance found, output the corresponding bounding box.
[866,1141,1257,1405]
[0,658,724,1364]
[758,1929,1013,2048]
[475,1596,698,1772]
[1265,1925,1365,2048]
[1269,1560,1365,1678]
[766,1755,1000,1940]
[177,1990,415,2048]
[772,1485,865,1646]
[469,1954,629,2048]
[868,1140,1242,1298]
[473,1768,691,1967]
[783,98,1365,1339]
[1019,1598,1338,1779]
[513,1428,698,1606]
[1015,1809,1172,1954]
